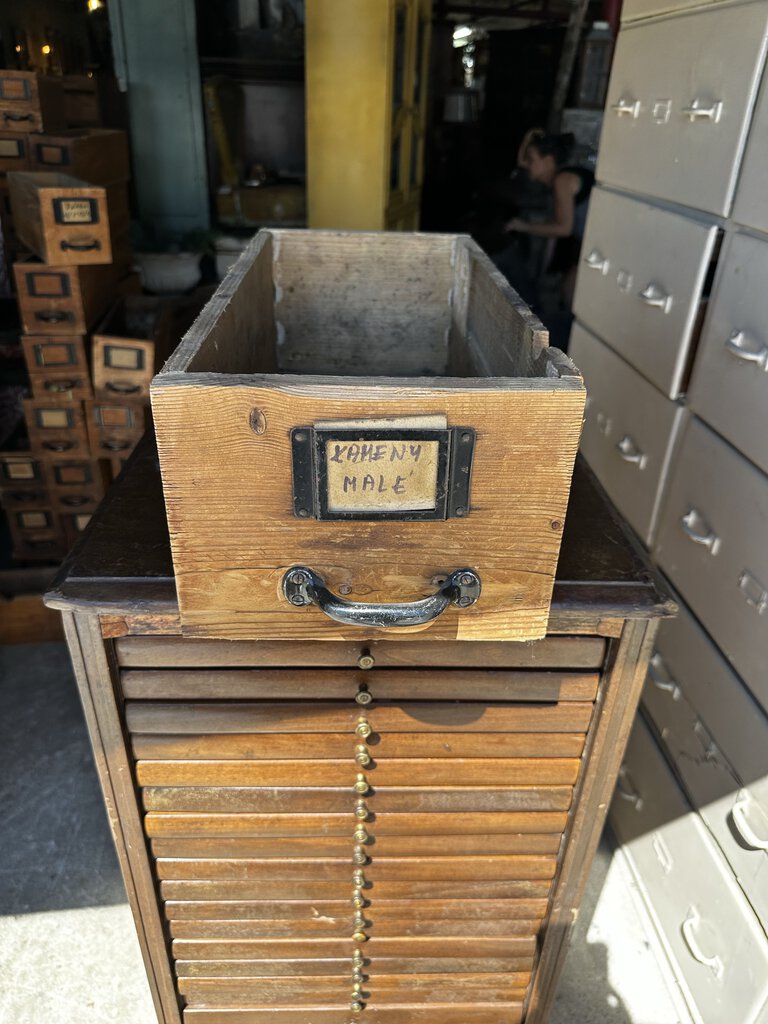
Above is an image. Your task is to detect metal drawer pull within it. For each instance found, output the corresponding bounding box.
[681,99,723,123]
[60,496,89,507]
[584,248,610,274]
[680,508,720,555]
[101,440,132,452]
[106,381,142,394]
[731,791,768,851]
[738,569,768,614]
[693,720,718,760]
[681,908,723,978]
[648,652,681,701]
[283,566,481,628]
[43,440,75,452]
[44,379,78,393]
[724,330,768,371]
[639,283,672,314]
[616,765,643,810]
[651,832,673,874]
[616,435,647,469]
[3,111,34,122]
[35,310,72,325]
[612,96,640,118]
[60,239,101,252]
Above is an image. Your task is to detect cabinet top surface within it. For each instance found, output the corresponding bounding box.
[45,433,672,622]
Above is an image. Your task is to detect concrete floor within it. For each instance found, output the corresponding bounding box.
[0,641,691,1024]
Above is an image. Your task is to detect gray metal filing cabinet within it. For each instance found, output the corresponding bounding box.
[570,1,768,1020]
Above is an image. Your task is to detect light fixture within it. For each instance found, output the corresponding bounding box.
[453,24,473,46]
[41,44,52,55]
[14,44,21,53]
[87,0,104,10]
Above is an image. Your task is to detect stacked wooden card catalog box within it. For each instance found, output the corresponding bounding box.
[0,67,147,561]
[47,230,674,1024]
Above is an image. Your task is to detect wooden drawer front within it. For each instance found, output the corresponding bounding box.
[570,323,685,545]
[14,260,116,335]
[8,172,115,265]
[115,634,607,670]
[597,3,768,216]
[183,1008,522,1024]
[688,232,768,475]
[29,129,130,185]
[22,333,89,374]
[59,510,93,548]
[7,513,64,560]
[92,295,174,400]
[0,133,30,173]
[0,453,48,490]
[28,370,93,402]
[733,67,768,234]
[0,71,65,133]
[154,836,562,858]
[24,398,89,458]
[573,188,718,398]
[0,486,50,510]
[51,487,103,514]
[612,716,768,1024]
[654,417,768,709]
[85,399,147,458]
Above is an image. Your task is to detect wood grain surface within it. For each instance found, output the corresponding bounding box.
[182,1003,524,1023]
[164,898,550,922]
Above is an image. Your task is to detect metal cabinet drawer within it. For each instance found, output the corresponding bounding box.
[732,67,768,234]
[688,232,768,475]
[613,716,768,1024]
[574,187,718,397]
[569,322,686,545]
[654,417,768,708]
[597,2,768,216]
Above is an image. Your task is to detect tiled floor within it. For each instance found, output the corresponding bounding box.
[0,641,690,1024]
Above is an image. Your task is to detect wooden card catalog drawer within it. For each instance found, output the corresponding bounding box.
[29,129,130,185]
[59,509,93,549]
[24,397,89,458]
[28,370,93,402]
[0,132,31,173]
[22,332,93,401]
[151,230,585,641]
[0,70,65,133]
[0,452,48,490]
[85,399,147,458]
[7,505,64,561]
[14,258,118,335]
[93,296,176,400]
[48,458,106,514]
[7,171,123,264]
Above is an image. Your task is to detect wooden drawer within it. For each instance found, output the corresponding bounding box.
[62,74,101,128]
[654,417,768,709]
[92,295,177,400]
[14,258,118,335]
[24,397,90,458]
[0,132,31,173]
[569,322,686,545]
[28,129,130,185]
[0,452,48,490]
[28,369,93,402]
[21,333,89,375]
[0,70,65,133]
[154,835,562,858]
[597,2,768,217]
[183,1009,523,1024]
[688,231,768,475]
[59,509,93,549]
[613,716,768,1024]
[51,487,103,515]
[85,398,147,458]
[7,507,64,561]
[8,172,126,265]
[573,188,718,399]
[151,230,585,642]
[0,484,50,510]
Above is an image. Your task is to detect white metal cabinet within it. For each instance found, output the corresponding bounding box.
[597,1,768,216]
[612,715,768,1024]
[654,417,768,712]
[574,186,718,397]
[733,66,768,234]
[622,0,729,22]
[689,231,768,475]
[570,322,687,545]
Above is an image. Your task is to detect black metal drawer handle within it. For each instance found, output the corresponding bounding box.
[44,379,79,392]
[60,239,101,252]
[35,310,72,325]
[3,111,33,122]
[42,440,75,452]
[60,495,89,507]
[101,439,131,452]
[106,381,141,394]
[283,566,481,628]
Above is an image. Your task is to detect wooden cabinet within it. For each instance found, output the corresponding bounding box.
[46,439,672,1024]
[306,0,431,229]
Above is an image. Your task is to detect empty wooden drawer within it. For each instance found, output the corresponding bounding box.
[597,2,768,216]
[14,258,118,335]
[28,129,130,185]
[7,171,123,264]
[0,70,65,133]
[569,322,686,545]
[151,230,585,642]
[573,187,719,398]
[654,417,768,709]
[688,231,768,476]
[92,296,177,400]
[24,397,89,458]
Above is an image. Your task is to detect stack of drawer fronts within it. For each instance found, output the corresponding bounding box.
[118,633,606,1023]
[569,1,768,1020]
[0,76,143,561]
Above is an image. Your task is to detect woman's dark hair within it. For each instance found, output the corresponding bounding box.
[526,130,575,167]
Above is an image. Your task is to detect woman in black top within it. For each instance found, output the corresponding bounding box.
[504,129,595,308]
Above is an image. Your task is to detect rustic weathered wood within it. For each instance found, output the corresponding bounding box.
[28,128,130,184]
[115,634,607,669]
[7,171,122,264]
[169,917,540,938]
[133,731,586,761]
[164,898,550,922]
[84,397,147,457]
[62,614,182,1024]
[14,257,119,335]
[126,701,595,735]
[183,1005,523,1024]
[172,935,538,960]
[175,956,533,976]
[121,668,598,702]
[0,70,66,132]
[0,132,31,172]
[23,396,90,458]
[162,880,553,902]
